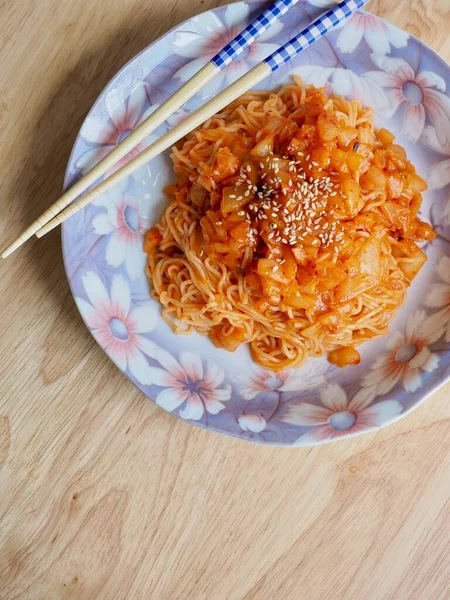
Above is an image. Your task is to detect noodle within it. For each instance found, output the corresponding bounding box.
[145,77,436,371]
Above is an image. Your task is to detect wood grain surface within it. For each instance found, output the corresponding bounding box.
[1,1,450,598]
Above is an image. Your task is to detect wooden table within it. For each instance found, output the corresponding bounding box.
[1,1,450,598]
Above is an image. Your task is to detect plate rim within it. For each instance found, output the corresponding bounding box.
[61,0,450,446]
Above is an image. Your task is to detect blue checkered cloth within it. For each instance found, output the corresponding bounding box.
[212,0,298,70]
[265,0,367,72]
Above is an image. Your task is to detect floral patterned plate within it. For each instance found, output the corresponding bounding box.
[63,0,450,446]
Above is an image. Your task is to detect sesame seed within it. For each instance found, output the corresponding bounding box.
[305,154,310,161]
[216,221,222,225]
[244,190,250,197]
[246,165,252,173]
[272,265,279,272]
[237,211,245,216]
[312,161,319,167]
[229,194,236,199]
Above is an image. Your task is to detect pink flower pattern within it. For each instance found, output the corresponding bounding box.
[75,84,154,174]
[238,361,326,400]
[147,350,231,421]
[92,193,148,280]
[422,125,450,190]
[308,2,409,55]
[366,55,450,144]
[421,257,450,343]
[362,311,439,395]
[76,272,157,385]
[283,383,402,445]
[238,414,267,433]
[172,4,282,96]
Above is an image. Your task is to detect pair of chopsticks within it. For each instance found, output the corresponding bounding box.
[1,0,368,259]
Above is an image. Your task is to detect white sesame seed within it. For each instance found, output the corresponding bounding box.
[237,211,245,216]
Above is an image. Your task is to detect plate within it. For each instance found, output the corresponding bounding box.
[62,0,450,446]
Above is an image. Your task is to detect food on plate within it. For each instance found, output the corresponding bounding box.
[144,77,436,371]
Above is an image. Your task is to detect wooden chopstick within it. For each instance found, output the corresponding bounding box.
[2,0,368,255]
[1,0,299,259]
